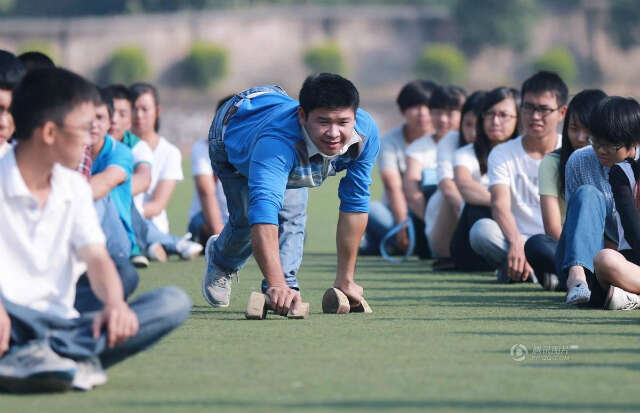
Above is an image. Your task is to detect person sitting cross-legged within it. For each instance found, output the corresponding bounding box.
[0,67,190,393]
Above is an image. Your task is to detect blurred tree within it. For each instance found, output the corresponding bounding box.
[0,0,14,13]
[453,0,538,55]
[182,41,228,88]
[416,43,467,84]
[607,0,640,50]
[532,47,578,85]
[303,42,346,75]
[101,46,150,84]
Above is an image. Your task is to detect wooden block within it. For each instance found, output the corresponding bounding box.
[287,302,309,319]
[245,291,268,320]
[350,297,373,313]
[322,288,351,314]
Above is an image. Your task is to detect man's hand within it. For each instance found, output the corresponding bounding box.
[266,285,301,316]
[395,226,409,253]
[507,241,531,281]
[334,280,364,308]
[0,305,10,357]
[92,301,139,348]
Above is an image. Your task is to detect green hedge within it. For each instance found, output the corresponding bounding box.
[182,42,228,88]
[303,42,345,74]
[532,47,578,85]
[416,44,467,83]
[102,46,150,84]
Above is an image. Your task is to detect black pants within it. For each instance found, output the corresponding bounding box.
[450,204,492,271]
[524,233,562,289]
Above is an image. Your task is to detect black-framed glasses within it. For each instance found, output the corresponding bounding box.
[521,102,559,117]
[588,137,625,153]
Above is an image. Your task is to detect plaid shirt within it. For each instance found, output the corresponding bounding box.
[76,145,93,181]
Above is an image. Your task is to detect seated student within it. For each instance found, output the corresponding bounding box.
[557,96,640,306]
[359,79,436,257]
[404,85,465,258]
[524,89,606,291]
[451,87,520,271]
[0,50,25,158]
[17,51,55,72]
[469,71,566,283]
[129,82,202,261]
[592,98,640,310]
[432,90,485,269]
[0,67,190,393]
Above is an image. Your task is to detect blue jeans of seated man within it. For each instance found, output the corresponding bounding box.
[361,200,395,255]
[524,234,561,290]
[208,85,307,291]
[188,211,230,245]
[131,205,180,256]
[95,196,132,259]
[555,184,608,280]
[2,286,190,369]
[74,253,139,313]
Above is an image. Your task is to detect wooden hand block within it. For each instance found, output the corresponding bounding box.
[245,291,309,320]
[350,298,373,313]
[322,288,351,314]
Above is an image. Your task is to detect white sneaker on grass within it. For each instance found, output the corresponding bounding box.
[566,283,591,305]
[130,254,149,268]
[73,357,107,391]
[176,232,203,260]
[0,342,76,393]
[604,285,640,310]
[202,235,237,308]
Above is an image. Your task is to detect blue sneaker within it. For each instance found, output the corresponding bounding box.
[202,235,237,308]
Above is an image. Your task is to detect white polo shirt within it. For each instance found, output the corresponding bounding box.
[0,148,106,319]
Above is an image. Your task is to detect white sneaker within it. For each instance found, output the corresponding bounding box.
[147,242,168,262]
[566,283,591,305]
[72,357,107,391]
[176,233,203,260]
[604,285,640,310]
[0,342,77,393]
[130,254,149,268]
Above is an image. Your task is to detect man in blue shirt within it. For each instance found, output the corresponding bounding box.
[202,74,380,315]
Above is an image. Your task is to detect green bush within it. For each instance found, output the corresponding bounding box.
[182,42,228,88]
[17,41,57,63]
[303,42,345,75]
[416,44,467,83]
[102,46,150,84]
[532,47,578,85]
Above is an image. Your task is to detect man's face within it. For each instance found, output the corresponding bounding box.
[110,98,132,141]
[298,107,356,156]
[0,88,14,145]
[402,104,431,135]
[521,91,566,139]
[431,107,461,140]
[52,102,95,169]
[591,136,633,167]
[90,104,110,147]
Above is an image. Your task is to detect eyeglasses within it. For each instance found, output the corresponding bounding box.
[484,111,517,122]
[588,137,625,153]
[521,103,559,117]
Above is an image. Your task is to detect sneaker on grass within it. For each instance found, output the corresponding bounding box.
[130,254,149,268]
[202,235,237,308]
[73,357,107,391]
[604,285,640,311]
[0,342,76,393]
[176,232,203,260]
[566,283,591,305]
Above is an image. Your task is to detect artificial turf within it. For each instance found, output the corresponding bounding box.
[4,165,640,412]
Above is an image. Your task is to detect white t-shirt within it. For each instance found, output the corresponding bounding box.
[0,149,106,319]
[188,138,228,220]
[488,135,561,239]
[454,143,489,187]
[134,137,184,233]
[436,131,460,183]
[0,141,10,158]
[132,139,154,168]
[406,134,438,184]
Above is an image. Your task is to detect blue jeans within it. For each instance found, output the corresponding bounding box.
[131,205,180,256]
[95,196,132,259]
[3,286,191,369]
[555,184,607,279]
[208,86,307,291]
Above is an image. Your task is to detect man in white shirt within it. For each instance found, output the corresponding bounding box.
[0,68,190,393]
[469,71,567,283]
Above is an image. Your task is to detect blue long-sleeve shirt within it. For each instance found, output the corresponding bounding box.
[222,92,380,226]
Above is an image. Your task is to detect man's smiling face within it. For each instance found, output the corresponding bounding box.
[298,106,356,156]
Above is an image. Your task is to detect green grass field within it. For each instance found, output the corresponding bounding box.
[4,164,640,412]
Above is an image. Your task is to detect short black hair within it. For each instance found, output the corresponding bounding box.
[102,84,133,105]
[130,82,160,132]
[11,67,99,141]
[299,73,359,117]
[0,50,26,91]
[98,87,114,119]
[474,87,521,175]
[458,89,487,147]
[429,85,466,110]
[589,96,640,149]
[558,89,607,196]
[521,70,569,107]
[396,80,438,112]
[18,51,55,73]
